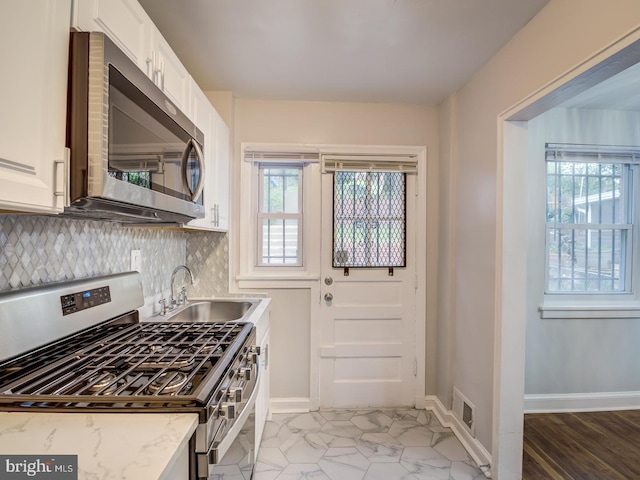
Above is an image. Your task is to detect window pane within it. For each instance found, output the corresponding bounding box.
[257,163,303,267]
[261,218,299,264]
[546,227,625,293]
[333,171,405,267]
[261,167,299,214]
[546,161,625,225]
[546,150,632,294]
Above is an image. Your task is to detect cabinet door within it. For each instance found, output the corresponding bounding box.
[0,0,71,213]
[255,328,270,459]
[213,112,230,231]
[73,0,152,73]
[186,82,216,230]
[150,29,191,115]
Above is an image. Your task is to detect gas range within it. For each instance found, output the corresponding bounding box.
[0,272,259,480]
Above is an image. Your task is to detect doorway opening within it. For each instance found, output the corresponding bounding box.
[497,36,640,477]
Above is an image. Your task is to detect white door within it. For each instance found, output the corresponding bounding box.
[319,169,417,408]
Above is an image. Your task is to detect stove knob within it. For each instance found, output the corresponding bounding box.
[227,387,243,402]
[250,345,261,355]
[220,402,236,420]
[238,367,252,381]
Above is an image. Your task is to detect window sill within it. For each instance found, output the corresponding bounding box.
[236,274,320,289]
[539,304,640,319]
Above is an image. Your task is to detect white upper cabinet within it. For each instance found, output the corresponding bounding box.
[213,111,230,232]
[186,82,230,232]
[69,0,229,228]
[149,29,191,115]
[187,81,216,230]
[73,0,190,115]
[0,0,71,213]
[73,0,152,72]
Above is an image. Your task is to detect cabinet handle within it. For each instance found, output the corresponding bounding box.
[53,148,70,207]
[153,51,162,86]
[160,59,165,90]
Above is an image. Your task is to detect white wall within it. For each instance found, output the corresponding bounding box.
[231,99,440,402]
[440,0,640,471]
[526,108,640,396]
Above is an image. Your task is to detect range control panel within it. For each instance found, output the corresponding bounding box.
[60,286,111,316]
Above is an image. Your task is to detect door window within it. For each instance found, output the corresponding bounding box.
[333,171,406,267]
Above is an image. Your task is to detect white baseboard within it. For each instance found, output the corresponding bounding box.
[425,395,492,479]
[524,391,640,413]
[269,397,312,413]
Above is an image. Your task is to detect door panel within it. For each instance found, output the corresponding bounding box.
[334,280,402,305]
[319,170,416,408]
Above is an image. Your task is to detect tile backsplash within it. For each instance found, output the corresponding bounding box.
[0,215,229,310]
[186,231,229,298]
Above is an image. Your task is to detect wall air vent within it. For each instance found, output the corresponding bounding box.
[453,386,476,437]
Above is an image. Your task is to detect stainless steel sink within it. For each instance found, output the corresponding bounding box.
[159,299,257,322]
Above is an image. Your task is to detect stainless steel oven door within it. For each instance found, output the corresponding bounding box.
[198,363,260,480]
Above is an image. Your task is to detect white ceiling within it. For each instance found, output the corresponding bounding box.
[138,0,549,104]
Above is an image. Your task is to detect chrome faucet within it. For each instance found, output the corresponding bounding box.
[169,265,194,308]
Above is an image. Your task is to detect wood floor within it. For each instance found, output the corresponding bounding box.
[523,410,640,479]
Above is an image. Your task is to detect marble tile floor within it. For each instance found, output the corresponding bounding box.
[254,409,487,480]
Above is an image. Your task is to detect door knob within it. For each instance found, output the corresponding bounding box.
[324,277,333,285]
[324,293,333,302]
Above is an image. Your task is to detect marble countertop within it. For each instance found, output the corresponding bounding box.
[0,412,198,480]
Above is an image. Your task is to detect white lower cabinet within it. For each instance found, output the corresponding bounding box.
[0,0,71,213]
[251,302,270,460]
[256,327,270,457]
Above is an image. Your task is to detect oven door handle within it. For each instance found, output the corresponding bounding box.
[208,361,260,465]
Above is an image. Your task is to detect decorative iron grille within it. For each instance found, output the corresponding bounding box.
[333,171,406,268]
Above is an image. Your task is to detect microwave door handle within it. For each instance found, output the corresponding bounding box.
[192,139,205,201]
[181,138,205,202]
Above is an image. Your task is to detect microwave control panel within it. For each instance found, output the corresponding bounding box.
[61,286,111,316]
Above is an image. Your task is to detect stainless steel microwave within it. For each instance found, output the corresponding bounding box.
[66,31,205,223]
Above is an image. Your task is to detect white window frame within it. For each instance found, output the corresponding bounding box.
[237,144,321,283]
[256,164,303,266]
[541,143,640,318]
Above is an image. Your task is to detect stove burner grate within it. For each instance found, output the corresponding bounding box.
[0,321,252,408]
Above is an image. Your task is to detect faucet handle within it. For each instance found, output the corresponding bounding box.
[179,286,188,305]
[158,298,168,315]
